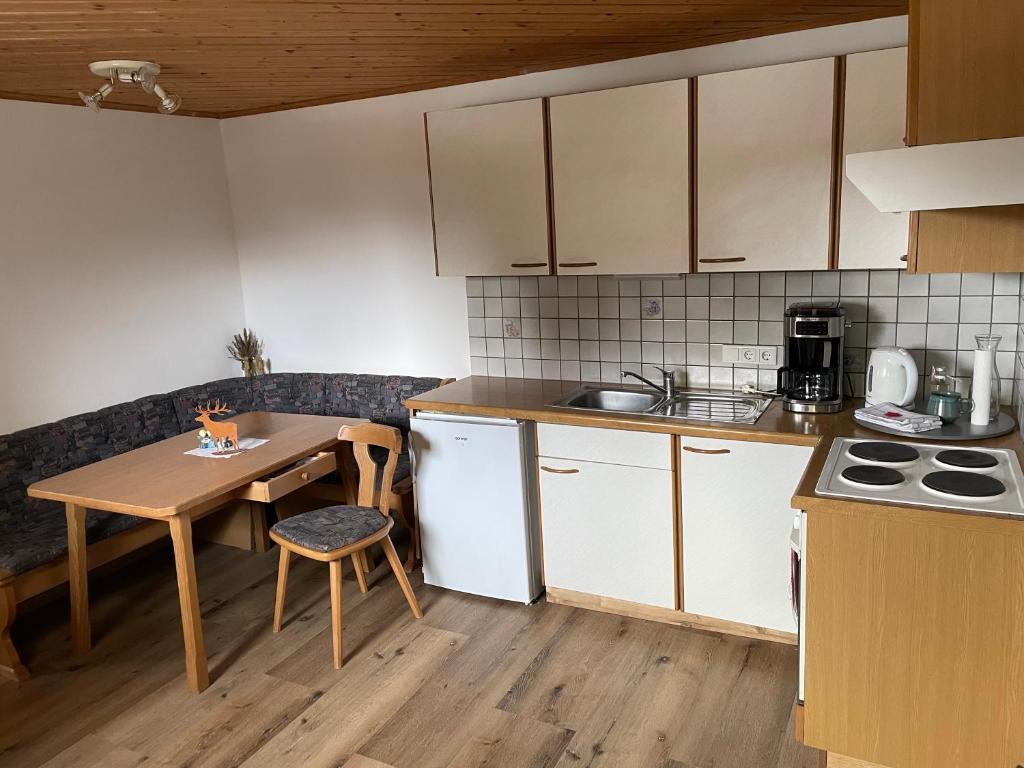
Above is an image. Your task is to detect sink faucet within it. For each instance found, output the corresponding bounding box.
[620,366,677,399]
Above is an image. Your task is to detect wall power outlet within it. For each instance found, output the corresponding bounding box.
[719,345,778,367]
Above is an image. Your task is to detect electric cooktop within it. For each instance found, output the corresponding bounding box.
[814,438,1024,517]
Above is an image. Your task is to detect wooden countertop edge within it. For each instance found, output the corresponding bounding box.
[792,492,1024,533]
[404,396,823,447]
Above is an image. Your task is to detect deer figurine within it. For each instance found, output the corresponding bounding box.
[195,400,240,450]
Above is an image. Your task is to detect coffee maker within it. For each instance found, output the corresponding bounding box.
[777,302,847,413]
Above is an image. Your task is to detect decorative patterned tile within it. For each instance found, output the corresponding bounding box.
[642,297,663,319]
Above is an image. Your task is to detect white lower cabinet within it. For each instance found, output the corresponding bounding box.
[537,424,675,608]
[679,436,813,633]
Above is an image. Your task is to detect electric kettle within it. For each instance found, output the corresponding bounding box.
[865,346,919,407]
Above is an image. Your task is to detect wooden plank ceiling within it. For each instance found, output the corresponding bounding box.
[0,1,906,118]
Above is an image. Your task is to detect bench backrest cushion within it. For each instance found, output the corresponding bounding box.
[255,372,327,415]
[325,374,442,435]
[0,423,70,530]
[169,377,259,433]
[132,394,181,447]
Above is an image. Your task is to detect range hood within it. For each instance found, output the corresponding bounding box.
[845,136,1024,213]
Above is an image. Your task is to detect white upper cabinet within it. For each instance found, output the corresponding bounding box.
[697,58,835,272]
[549,80,691,275]
[426,99,551,276]
[838,47,910,270]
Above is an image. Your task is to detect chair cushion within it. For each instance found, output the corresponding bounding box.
[271,505,389,553]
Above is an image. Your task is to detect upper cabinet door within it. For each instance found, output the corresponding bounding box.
[838,48,910,270]
[549,80,691,275]
[426,99,551,277]
[697,58,835,272]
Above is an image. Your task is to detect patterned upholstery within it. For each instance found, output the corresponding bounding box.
[368,446,411,487]
[0,372,445,578]
[169,377,260,432]
[324,373,385,420]
[325,373,442,434]
[0,422,145,575]
[132,394,181,447]
[271,505,389,553]
[255,372,327,415]
[0,507,143,576]
[379,376,444,433]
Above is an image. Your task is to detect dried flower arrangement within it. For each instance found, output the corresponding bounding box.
[226,328,267,377]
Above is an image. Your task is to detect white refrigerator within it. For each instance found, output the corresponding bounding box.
[410,412,542,604]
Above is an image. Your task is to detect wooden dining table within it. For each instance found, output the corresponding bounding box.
[28,411,365,693]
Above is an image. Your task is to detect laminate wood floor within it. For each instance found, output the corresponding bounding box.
[1,542,820,768]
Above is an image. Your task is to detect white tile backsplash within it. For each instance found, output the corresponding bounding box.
[466,270,1022,402]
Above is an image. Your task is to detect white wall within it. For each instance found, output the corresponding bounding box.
[220,17,907,380]
[0,99,243,433]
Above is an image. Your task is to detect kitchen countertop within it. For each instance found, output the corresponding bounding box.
[406,375,1024,523]
[406,375,834,446]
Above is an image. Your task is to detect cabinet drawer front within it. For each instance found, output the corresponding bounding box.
[237,451,337,503]
[537,423,671,469]
[539,457,675,608]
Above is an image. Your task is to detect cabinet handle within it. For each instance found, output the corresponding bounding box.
[558,261,598,268]
[698,257,747,264]
[300,472,310,481]
[900,254,908,262]
[510,262,547,268]
[682,446,731,455]
[540,465,580,474]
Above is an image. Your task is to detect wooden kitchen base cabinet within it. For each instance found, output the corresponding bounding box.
[802,506,1024,768]
[827,755,889,768]
[680,436,812,633]
[537,424,675,609]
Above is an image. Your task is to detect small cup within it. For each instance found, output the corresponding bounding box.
[926,391,972,424]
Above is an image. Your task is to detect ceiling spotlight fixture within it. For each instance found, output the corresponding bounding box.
[78,60,182,115]
[78,82,113,113]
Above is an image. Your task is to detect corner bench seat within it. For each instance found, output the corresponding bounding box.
[0,371,443,680]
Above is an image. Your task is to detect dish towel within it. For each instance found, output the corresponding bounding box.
[855,403,942,433]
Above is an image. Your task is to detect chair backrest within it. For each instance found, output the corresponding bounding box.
[338,422,402,516]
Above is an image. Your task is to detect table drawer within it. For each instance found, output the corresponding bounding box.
[237,451,337,503]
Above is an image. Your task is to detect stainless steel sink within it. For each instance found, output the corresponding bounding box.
[551,384,772,425]
[658,390,771,424]
[555,387,663,414]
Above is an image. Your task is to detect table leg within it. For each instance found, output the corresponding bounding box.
[65,503,90,656]
[168,514,210,693]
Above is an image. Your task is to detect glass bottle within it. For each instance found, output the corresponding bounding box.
[970,334,1001,425]
[929,365,951,395]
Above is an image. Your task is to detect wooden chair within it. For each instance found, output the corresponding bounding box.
[269,423,423,668]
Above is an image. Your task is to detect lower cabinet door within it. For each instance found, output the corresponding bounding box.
[538,457,675,609]
[679,437,813,632]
